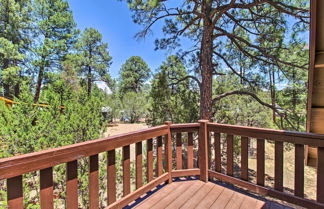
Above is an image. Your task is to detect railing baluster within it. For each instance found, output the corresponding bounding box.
[7,175,23,209]
[147,138,153,182]
[208,133,211,169]
[89,155,99,209]
[198,120,208,182]
[66,160,78,208]
[157,136,163,176]
[176,133,182,170]
[241,137,248,181]
[165,121,172,183]
[187,132,194,169]
[317,147,324,203]
[123,145,131,197]
[135,142,143,189]
[214,132,221,173]
[227,134,234,176]
[257,139,265,186]
[107,150,116,205]
[40,167,53,209]
[275,141,284,191]
[294,144,304,197]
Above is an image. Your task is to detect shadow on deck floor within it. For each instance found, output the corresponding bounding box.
[124,177,299,209]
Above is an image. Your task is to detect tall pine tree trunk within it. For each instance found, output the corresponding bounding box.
[2,58,12,99]
[200,1,213,120]
[87,66,92,96]
[34,65,44,103]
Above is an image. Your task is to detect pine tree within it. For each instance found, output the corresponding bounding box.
[119,56,150,95]
[0,0,32,98]
[149,55,199,125]
[32,0,78,102]
[76,28,112,96]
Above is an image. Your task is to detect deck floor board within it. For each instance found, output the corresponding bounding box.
[132,180,266,209]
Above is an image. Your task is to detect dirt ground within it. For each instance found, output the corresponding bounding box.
[103,123,148,162]
[103,123,149,137]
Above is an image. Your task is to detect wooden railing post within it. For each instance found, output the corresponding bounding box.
[165,121,172,184]
[199,120,209,182]
[317,147,324,203]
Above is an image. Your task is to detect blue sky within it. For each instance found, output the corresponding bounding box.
[67,0,169,79]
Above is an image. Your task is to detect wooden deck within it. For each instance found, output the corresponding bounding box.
[131,180,266,209]
[2,122,324,208]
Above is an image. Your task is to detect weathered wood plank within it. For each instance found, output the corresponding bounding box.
[214,132,221,173]
[40,167,53,209]
[165,181,204,209]
[227,134,234,176]
[66,160,78,208]
[133,180,179,208]
[0,125,168,180]
[208,123,324,147]
[122,145,130,197]
[89,155,99,209]
[294,144,304,198]
[317,147,324,203]
[199,120,209,182]
[176,133,182,170]
[171,169,200,178]
[208,133,212,169]
[7,175,23,209]
[107,150,116,205]
[179,182,214,209]
[106,173,169,209]
[194,183,224,208]
[257,138,265,186]
[165,122,172,183]
[150,180,193,209]
[209,170,324,209]
[275,141,283,191]
[156,136,163,176]
[241,137,249,181]
[170,123,200,133]
[135,142,142,189]
[187,132,194,169]
[147,138,153,182]
[210,187,235,209]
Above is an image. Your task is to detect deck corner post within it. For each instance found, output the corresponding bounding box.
[198,120,209,182]
[165,121,173,184]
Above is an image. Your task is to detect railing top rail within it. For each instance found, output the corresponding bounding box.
[208,122,324,147]
[0,125,168,180]
[170,123,199,133]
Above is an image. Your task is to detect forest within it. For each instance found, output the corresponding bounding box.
[0,0,310,207]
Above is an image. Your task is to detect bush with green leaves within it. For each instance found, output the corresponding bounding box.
[0,84,105,208]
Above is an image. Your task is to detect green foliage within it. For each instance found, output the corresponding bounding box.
[124,0,309,130]
[148,55,199,125]
[119,56,150,95]
[0,84,104,207]
[0,0,31,97]
[76,28,112,96]
[0,85,104,158]
[32,0,78,102]
[121,91,148,123]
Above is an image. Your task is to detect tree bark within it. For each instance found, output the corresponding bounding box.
[200,1,213,120]
[34,65,44,103]
[2,59,12,99]
[88,66,92,96]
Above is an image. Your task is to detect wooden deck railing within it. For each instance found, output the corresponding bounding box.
[170,121,324,209]
[0,124,171,209]
[1,120,324,208]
